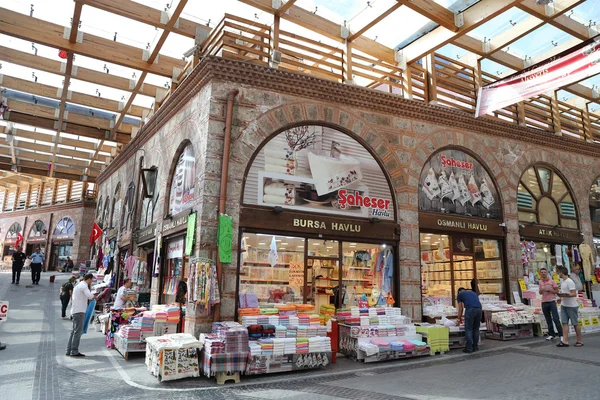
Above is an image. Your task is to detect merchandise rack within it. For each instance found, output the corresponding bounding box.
[245,352,332,374]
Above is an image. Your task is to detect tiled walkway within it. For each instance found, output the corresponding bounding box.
[1,272,598,400]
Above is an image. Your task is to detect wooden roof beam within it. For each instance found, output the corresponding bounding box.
[278,0,297,15]
[0,8,186,78]
[0,45,165,101]
[0,73,146,118]
[402,0,458,32]
[348,1,405,42]
[4,111,130,144]
[400,0,523,64]
[75,0,210,39]
[517,0,589,40]
[0,125,114,153]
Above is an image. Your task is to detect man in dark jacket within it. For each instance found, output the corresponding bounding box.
[11,245,26,285]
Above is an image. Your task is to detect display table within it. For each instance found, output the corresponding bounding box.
[114,333,146,360]
[484,310,534,341]
[415,325,449,355]
[338,324,430,362]
[201,350,248,377]
[246,352,332,374]
[145,334,202,382]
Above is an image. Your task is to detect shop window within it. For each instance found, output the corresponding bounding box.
[421,234,504,308]
[6,222,21,239]
[590,177,600,223]
[29,220,46,238]
[102,197,110,227]
[111,183,122,229]
[168,144,195,216]
[162,236,188,304]
[97,196,103,222]
[239,232,394,310]
[517,165,578,228]
[54,217,75,235]
[121,183,135,231]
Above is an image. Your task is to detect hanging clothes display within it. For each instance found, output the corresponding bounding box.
[187,257,220,316]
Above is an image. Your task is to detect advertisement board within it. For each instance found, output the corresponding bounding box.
[243,125,394,220]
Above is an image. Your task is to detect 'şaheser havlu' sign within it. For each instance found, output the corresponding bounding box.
[476,35,600,117]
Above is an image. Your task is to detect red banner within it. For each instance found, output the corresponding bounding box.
[89,222,103,244]
[476,35,600,117]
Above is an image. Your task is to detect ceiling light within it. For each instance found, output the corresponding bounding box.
[281,242,289,245]
[297,245,304,248]
[258,242,266,245]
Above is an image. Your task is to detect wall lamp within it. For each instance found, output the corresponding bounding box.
[141,166,158,198]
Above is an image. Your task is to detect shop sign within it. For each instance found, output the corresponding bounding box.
[420,149,502,219]
[419,212,504,236]
[519,225,581,244]
[452,235,473,255]
[166,238,184,259]
[136,223,156,244]
[162,213,189,234]
[105,227,118,239]
[0,301,8,322]
[288,261,304,286]
[243,125,395,221]
[52,234,73,242]
[27,236,46,244]
[240,206,398,240]
[518,278,527,291]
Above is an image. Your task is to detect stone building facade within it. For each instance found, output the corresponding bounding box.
[0,200,96,271]
[97,57,600,335]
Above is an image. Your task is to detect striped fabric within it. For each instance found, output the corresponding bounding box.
[517,191,534,209]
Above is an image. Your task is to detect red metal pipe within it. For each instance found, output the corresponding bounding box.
[214,89,239,322]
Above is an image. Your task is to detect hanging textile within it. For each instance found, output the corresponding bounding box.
[186,212,197,256]
[218,214,233,263]
[188,257,220,316]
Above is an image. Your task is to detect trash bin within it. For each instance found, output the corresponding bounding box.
[49,275,56,283]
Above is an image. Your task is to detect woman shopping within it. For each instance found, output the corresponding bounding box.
[60,276,78,319]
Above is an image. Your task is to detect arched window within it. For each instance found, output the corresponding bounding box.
[167,143,195,216]
[111,183,122,229]
[517,165,578,229]
[141,191,159,229]
[29,220,46,237]
[54,217,75,236]
[6,222,21,239]
[97,196,103,221]
[102,197,110,227]
[590,177,600,223]
[121,182,135,230]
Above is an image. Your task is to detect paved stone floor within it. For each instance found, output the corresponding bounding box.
[1,271,599,400]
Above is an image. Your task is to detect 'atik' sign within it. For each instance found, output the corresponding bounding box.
[0,301,8,323]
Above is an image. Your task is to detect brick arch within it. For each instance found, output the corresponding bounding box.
[164,139,194,217]
[233,101,405,216]
[407,129,509,215]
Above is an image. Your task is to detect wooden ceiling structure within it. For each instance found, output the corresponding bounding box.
[0,0,598,199]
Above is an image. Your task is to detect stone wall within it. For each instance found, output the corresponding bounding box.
[0,201,96,271]
[96,58,600,330]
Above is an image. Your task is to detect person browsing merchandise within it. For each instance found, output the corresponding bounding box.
[556,267,583,347]
[28,246,45,285]
[538,267,563,341]
[112,278,132,310]
[456,287,482,353]
[66,273,97,357]
[11,245,26,285]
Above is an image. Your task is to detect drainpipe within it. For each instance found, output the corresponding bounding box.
[214,89,239,322]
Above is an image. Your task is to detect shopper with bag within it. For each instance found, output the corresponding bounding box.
[60,276,77,319]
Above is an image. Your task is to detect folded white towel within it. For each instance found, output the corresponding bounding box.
[264,182,295,197]
[265,163,296,175]
[263,194,295,206]
[265,148,295,161]
[307,152,362,195]
[264,157,297,168]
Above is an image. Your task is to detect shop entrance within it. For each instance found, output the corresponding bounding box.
[50,241,73,271]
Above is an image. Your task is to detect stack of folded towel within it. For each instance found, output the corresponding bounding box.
[296,338,309,354]
[263,181,296,205]
[283,338,297,354]
[264,148,297,176]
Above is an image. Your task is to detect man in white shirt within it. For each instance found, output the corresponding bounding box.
[112,278,132,310]
[66,273,97,357]
[556,267,583,347]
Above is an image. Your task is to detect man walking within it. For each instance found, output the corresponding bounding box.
[29,246,45,285]
[11,245,26,284]
[556,267,583,347]
[457,287,482,353]
[66,273,96,357]
[539,267,563,341]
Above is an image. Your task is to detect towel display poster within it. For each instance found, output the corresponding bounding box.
[288,261,304,287]
[169,144,195,216]
[243,125,394,221]
[419,149,501,219]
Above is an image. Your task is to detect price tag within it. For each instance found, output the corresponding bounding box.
[518,278,527,291]
[552,273,560,284]
[583,318,592,327]
[591,276,598,285]
[591,317,599,326]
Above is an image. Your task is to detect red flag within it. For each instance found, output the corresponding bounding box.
[15,232,23,247]
[89,222,103,244]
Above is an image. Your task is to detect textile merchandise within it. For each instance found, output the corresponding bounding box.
[188,257,220,315]
[145,334,202,381]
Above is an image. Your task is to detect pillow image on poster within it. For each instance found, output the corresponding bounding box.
[169,144,195,216]
[243,125,394,220]
[419,149,501,219]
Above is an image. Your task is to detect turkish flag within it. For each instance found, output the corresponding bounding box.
[15,232,23,247]
[89,222,103,244]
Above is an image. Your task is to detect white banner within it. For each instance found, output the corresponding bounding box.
[166,238,184,259]
[476,35,600,117]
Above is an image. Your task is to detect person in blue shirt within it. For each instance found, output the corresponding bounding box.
[28,246,45,285]
[456,287,482,353]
